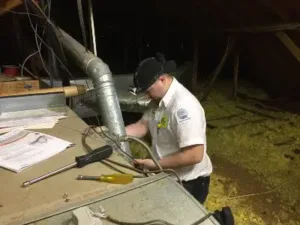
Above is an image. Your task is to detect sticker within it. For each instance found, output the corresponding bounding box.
[176,108,190,123]
[158,115,169,128]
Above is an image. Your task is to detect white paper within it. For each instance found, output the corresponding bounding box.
[0,116,62,128]
[0,108,66,121]
[0,108,67,133]
[0,129,72,172]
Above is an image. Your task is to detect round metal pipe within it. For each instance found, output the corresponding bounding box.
[56,28,131,158]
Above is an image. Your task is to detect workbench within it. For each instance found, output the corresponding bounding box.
[0,108,135,225]
[0,108,219,225]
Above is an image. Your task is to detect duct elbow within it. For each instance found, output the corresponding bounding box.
[86,57,112,80]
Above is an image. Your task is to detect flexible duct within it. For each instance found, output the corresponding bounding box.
[56,28,131,158]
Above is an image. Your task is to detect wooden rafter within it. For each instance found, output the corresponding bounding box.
[257,0,300,63]
[0,0,23,16]
[275,32,300,63]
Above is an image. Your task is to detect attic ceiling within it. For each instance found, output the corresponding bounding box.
[0,0,300,101]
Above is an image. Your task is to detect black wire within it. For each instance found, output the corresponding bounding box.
[94,117,138,164]
[190,213,213,225]
[105,216,174,225]
[81,122,137,165]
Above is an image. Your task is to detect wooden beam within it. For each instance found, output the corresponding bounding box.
[0,0,23,16]
[275,31,300,63]
[233,44,240,99]
[256,0,300,63]
[201,36,236,101]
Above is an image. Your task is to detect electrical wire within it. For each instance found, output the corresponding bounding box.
[81,116,211,224]
[83,125,138,164]
[24,14,80,90]
[81,125,183,186]
[24,0,81,92]
[20,50,39,77]
[28,0,55,28]
[190,213,213,225]
[91,121,182,185]
[93,205,212,225]
[25,0,109,106]
[103,216,175,225]
[24,0,50,77]
[18,64,39,79]
[22,0,104,108]
[126,135,162,171]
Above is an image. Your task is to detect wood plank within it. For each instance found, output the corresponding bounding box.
[0,80,40,95]
[0,0,23,16]
[275,31,300,63]
[233,44,240,99]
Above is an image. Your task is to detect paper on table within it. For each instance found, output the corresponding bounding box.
[0,121,58,134]
[0,108,67,133]
[0,116,62,128]
[0,129,73,172]
[0,108,67,121]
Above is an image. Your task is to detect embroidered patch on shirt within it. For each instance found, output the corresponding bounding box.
[158,115,169,128]
[176,108,190,124]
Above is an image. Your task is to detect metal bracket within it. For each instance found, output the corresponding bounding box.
[0,92,66,113]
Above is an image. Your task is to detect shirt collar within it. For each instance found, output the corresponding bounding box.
[159,77,178,108]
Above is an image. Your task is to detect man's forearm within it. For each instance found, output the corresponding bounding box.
[158,146,204,169]
[125,121,148,138]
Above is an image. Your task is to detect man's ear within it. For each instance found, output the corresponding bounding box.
[158,75,166,82]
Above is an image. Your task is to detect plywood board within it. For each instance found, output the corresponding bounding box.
[0,80,40,96]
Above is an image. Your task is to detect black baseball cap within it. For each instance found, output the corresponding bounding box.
[132,53,176,94]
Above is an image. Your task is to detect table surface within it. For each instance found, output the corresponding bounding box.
[0,107,136,225]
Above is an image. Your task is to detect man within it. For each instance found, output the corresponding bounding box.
[126,53,212,204]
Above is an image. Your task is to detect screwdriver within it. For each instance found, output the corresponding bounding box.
[22,145,113,188]
[77,173,134,184]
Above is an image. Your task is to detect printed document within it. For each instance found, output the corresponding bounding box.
[0,129,72,172]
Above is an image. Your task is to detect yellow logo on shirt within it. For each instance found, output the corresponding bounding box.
[158,115,168,128]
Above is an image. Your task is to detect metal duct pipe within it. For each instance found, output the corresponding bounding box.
[56,28,131,159]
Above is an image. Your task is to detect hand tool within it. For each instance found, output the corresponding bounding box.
[22,145,113,188]
[77,173,134,184]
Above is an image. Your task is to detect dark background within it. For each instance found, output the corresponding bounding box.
[0,0,300,100]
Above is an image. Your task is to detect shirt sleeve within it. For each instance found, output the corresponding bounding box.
[171,102,206,148]
[141,109,153,122]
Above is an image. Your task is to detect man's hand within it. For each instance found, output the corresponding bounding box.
[134,145,204,170]
[134,159,157,170]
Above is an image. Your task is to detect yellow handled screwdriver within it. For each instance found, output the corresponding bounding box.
[77,173,134,184]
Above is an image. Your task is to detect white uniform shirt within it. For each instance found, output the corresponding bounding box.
[142,78,213,181]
